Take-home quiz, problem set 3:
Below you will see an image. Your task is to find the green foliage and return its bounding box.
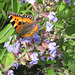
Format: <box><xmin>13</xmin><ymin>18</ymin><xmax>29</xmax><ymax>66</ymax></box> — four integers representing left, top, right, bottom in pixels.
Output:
<box><xmin>2</xmin><ymin>10</ymin><xmax>7</xmax><ymax>21</ymax></box>
<box><xmin>0</xmin><ymin>24</ymin><xmax>14</xmax><ymax>43</ymax></box>
<box><xmin>47</xmin><ymin>69</ymin><xmax>56</xmax><ymax>75</ymax></box>
<box><xmin>0</xmin><ymin>0</ymin><xmax>75</xmax><ymax>75</ymax></box>
<box><xmin>68</xmin><ymin>61</ymin><xmax>75</xmax><ymax>75</ymax></box>
<box><xmin>11</xmin><ymin>0</ymin><xmax>17</xmax><ymax>13</ymax></box>
<box><xmin>58</xmin><ymin>2</ymin><xmax>65</xmax><ymax>11</ymax></box>
<box><xmin>0</xmin><ymin>48</ymin><xmax>7</xmax><ymax>61</ymax></box>
<box><xmin>66</xmin><ymin>24</ymin><xmax>75</xmax><ymax>35</ymax></box>
<box><xmin>2</xmin><ymin>52</ymin><xmax>14</xmax><ymax>67</ymax></box>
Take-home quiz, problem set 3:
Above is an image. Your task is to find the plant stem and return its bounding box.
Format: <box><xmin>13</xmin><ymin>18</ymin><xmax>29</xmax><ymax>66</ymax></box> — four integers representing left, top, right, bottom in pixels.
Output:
<box><xmin>24</xmin><ymin>5</ymin><xmax>32</xmax><ymax>14</ymax></box>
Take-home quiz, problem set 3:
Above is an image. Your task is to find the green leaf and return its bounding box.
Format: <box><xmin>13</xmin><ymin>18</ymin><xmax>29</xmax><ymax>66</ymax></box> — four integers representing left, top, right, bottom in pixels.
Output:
<box><xmin>17</xmin><ymin>1</ymin><xmax>22</xmax><ymax>13</ymax></box>
<box><xmin>47</xmin><ymin>59</ymin><xmax>56</xmax><ymax>64</ymax></box>
<box><xmin>59</xmin><ymin>2</ymin><xmax>65</xmax><ymax>11</ymax></box>
<box><xmin>0</xmin><ymin>43</ymin><xmax>4</xmax><ymax>48</ymax></box>
<box><xmin>68</xmin><ymin>61</ymin><xmax>75</xmax><ymax>75</ymax></box>
<box><xmin>71</xmin><ymin>34</ymin><xmax>75</xmax><ymax>37</ymax></box>
<box><xmin>68</xmin><ymin>18</ymin><xmax>75</xmax><ymax>24</ymax></box>
<box><xmin>0</xmin><ymin>48</ymin><xmax>7</xmax><ymax>61</ymax></box>
<box><xmin>0</xmin><ymin>14</ymin><xmax>2</xmax><ymax>19</ymax></box>
<box><xmin>2</xmin><ymin>52</ymin><xmax>14</xmax><ymax>67</ymax></box>
<box><xmin>0</xmin><ymin>0</ymin><xmax>7</xmax><ymax>3</ymax></box>
<box><xmin>2</xmin><ymin>10</ymin><xmax>7</xmax><ymax>20</ymax></box>
<box><xmin>57</xmin><ymin>11</ymin><xmax>65</xmax><ymax>19</ymax></box>
<box><xmin>5</xmin><ymin>54</ymin><xmax>14</xmax><ymax>67</ymax></box>
<box><xmin>62</xmin><ymin>45</ymin><xmax>66</xmax><ymax>51</ymax></box>
<box><xmin>54</xmin><ymin>23</ymin><xmax>63</xmax><ymax>29</ymax></box>
<box><xmin>71</xmin><ymin>0</ymin><xmax>75</xmax><ymax>7</ymax></box>
<box><xmin>38</xmin><ymin>59</ymin><xmax>46</xmax><ymax>65</ymax></box>
<box><xmin>22</xmin><ymin>5</ymin><xmax>32</xmax><ymax>14</ymax></box>
<box><xmin>68</xmin><ymin>40</ymin><xmax>75</xmax><ymax>46</ymax></box>
<box><xmin>66</xmin><ymin>24</ymin><xmax>75</xmax><ymax>35</ymax></box>
<box><xmin>0</xmin><ymin>2</ymin><xmax>5</xmax><ymax>11</ymax></box>
<box><xmin>0</xmin><ymin>24</ymin><xmax>14</xmax><ymax>43</ymax></box>
<box><xmin>11</xmin><ymin>0</ymin><xmax>17</xmax><ymax>13</ymax></box>
<box><xmin>47</xmin><ymin>69</ymin><xmax>56</xmax><ymax>75</ymax></box>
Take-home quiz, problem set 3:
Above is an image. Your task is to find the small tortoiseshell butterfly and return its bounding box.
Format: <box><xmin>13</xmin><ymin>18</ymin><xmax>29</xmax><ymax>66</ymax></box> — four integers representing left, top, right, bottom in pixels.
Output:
<box><xmin>8</xmin><ymin>12</ymin><xmax>38</xmax><ymax>38</ymax></box>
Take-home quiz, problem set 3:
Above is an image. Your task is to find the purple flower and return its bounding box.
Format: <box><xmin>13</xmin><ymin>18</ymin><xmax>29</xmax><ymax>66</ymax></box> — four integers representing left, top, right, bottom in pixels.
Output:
<box><xmin>14</xmin><ymin>41</ymin><xmax>20</xmax><ymax>50</ymax></box>
<box><xmin>19</xmin><ymin>0</ymin><xmax>23</xmax><ymax>5</ymax></box>
<box><xmin>14</xmin><ymin>35</ymin><xmax>17</xmax><ymax>39</ymax></box>
<box><xmin>33</xmin><ymin>35</ymin><xmax>41</xmax><ymax>44</ymax></box>
<box><xmin>21</xmin><ymin>37</ymin><xmax>32</xmax><ymax>44</ymax></box>
<box><xmin>40</xmin><ymin>56</ymin><xmax>45</xmax><ymax>61</ymax></box>
<box><xmin>13</xmin><ymin>41</ymin><xmax>20</xmax><ymax>53</ymax></box>
<box><xmin>3</xmin><ymin>41</ymin><xmax>10</xmax><ymax>47</ymax></box>
<box><xmin>30</xmin><ymin>52</ymin><xmax>39</xmax><ymax>65</ymax></box>
<box><xmin>50</xmin><ymin>12</ymin><xmax>56</xmax><ymax>15</ymax></box>
<box><xmin>45</xmin><ymin>40</ymin><xmax>50</xmax><ymax>43</ymax></box>
<box><xmin>65</xmin><ymin>0</ymin><xmax>71</xmax><ymax>5</ymax></box>
<box><xmin>52</xmin><ymin>17</ymin><xmax>58</xmax><ymax>23</ymax></box>
<box><xmin>4</xmin><ymin>35</ymin><xmax>20</xmax><ymax>53</ymax></box>
<box><xmin>7</xmin><ymin>45</ymin><xmax>15</xmax><ymax>52</ymax></box>
<box><xmin>7</xmin><ymin>40</ymin><xmax>20</xmax><ymax>53</ymax></box>
<box><xmin>47</xmin><ymin>49</ymin><xmax>57</xmax><ymax>60</ymax></box>
<box><xmin>55</xmin><ymin>0</ymin><xmax>59</xmax><ymax>2</ymax></box>
<box><xmin>74</xmin><ymin>2</ymin><xmax>75</xmax><ymax>5</ymax></box>
<box><xmin>9</xmin><ymin>36</ymin><xmax>13</xmax><ymax>41</ymax></box>
<box><xmin>47</xmin><ymin>12</ymin><xmax>58</xmax><ymax>22</ymax></box>
<box><xmin>3</xmin><ymin>36</ymin><xmax>13</xmax><ymax>47</ymax></box>
<box><xmin>14</xmin><ymin>41</ymin><xmax>19</xmax><ymax>47</ymax></box>
<box><xmin>30</xmin><ymin>60</ymin><xmax>38</xmax><ymax>65</ymax></box>
<box><xmin>47</xmin><ymin>56</ymin><xmax>50</xmax><ymax>61</ymax></box>
<box><xmin>7</xmin><ymin>70</ymin><xmax>14</xmax><ymax>75</ymax></box>
<box><xmin>25</xmin><ymin>0</ymin><xmax>36</xmax><ymax>5</ymax></box>
<box><xmin>46</xmin><ymin>22</ymin><xmax>54</xmax><ymax>32</ymax></box>
<box><xmin>48</xmin><ymin>42</ymin><xmax>57</xmax><ymax>51</ymax></box>
<box><xmin>30</xmin><ymin>52</ymin><xmax>38</xmax><ymax>60</ymax></box>
<box><xmin>21</xmin><ymin>35</ymin><xmax>41</xmax><ymax>44</ymax></box>
<box><xmin>57</xmin><ymin>54</ymin><xmax>62</xmax><ymax>59</ymax></box>
<box><xmin>50</xmin><ymin>49</ymin><xmax>56</xmax><ymax>59</ymax></box>
<box><xmin>12</xmin><ymin>62</ymin><xmax>19</xmax><ymax>69</ymax></box>
<box><xmin>20</xmin><ymin>2</ymin><xmax>23</xmax><ymax>5</ymax></box>
<box><xmin>39</xmin><ymin>52</ymin><xmax>44</xmax><ymax>55</ymax></box>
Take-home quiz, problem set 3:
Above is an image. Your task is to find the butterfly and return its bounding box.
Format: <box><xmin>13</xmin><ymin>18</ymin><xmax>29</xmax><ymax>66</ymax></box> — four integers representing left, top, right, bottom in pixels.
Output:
<box><xmin>8</xmin><ymin>12</ymin><xmax>38</xmax><ymax>38</ymax></box>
